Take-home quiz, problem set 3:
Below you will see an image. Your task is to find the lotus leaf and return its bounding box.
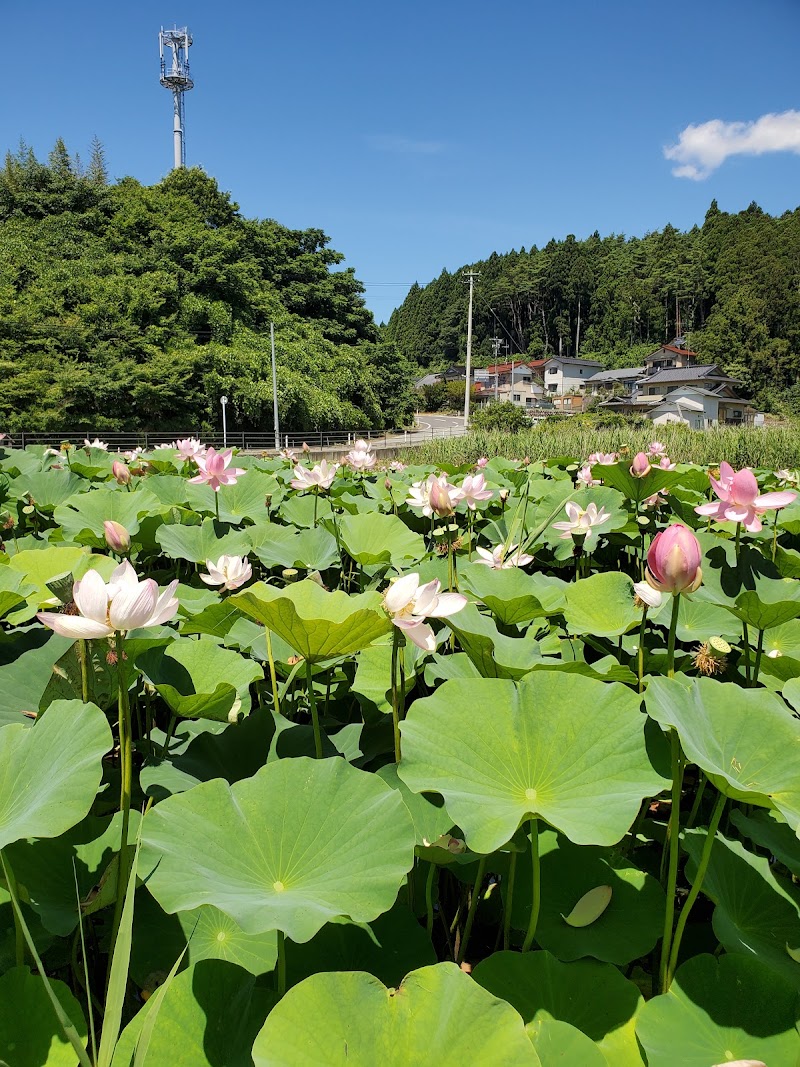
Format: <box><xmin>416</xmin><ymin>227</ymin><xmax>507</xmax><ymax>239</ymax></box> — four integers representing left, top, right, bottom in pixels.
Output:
<box><xmin>0</xmin><ymin>966</ymin><xmax>87</xmax><ymax>1067</ymax></box>
<box><xmin>140</xmin><ymin>756</ymin><xmax>415</xmax><ymax>940</ymax></box>
<box><xmin>231</xmin><ymin>580</ymin><xmax>392</xmax><ymax>661</ymax></box>
<box><xmin>252</xmin><ymin>962</ymin><xmax>541</xmax><ymax>1066</ymax></box>
<box><xmin>399</xmin><ymin>674</ymin><xmax>665</xmax><ymax>852</ymax></box>
<box><xmin>635</xmin><ymin>953</ymin><xmax>800</xmax><ymax>1067</ymax></box>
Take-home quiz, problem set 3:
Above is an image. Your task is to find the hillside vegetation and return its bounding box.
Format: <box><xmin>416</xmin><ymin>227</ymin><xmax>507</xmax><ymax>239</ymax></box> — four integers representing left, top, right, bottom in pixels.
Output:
<box><xmin>386</xmin><ymin>201</ymin><xmax>800</xmax><ymax>412</ymax></box>
<box><xmin>0</xmin><ymin>140</ymin><xmax>416</xmax><ymax>433</ymax></box>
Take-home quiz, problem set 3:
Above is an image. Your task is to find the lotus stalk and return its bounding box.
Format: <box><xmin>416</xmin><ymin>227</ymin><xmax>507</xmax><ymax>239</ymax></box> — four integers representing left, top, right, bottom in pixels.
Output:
<box><xmin>521</xmin><ymin>817</ymin><xmax>541</xmax><ymax>952</ymax></box>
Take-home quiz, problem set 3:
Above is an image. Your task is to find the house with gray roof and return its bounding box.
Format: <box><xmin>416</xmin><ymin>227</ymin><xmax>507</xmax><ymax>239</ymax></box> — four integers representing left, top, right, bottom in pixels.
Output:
<box><xmin>600</xmin><ymin>363</ymin><xmax>754</xmax><ymax>426</ymax></box>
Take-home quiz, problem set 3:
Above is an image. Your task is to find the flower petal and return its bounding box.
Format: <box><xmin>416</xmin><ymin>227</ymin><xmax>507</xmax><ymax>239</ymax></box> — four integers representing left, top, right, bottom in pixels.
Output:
<box><xmin>384</xmin><ymin>573</ymin><xmax>419</xmax><ymax>615</ymax></box>
<box><xmin>73</xmin><ymin>569</ymin><xmax>110</xmax><ymax>625</ymax></box>
<box><xmin>37</xmin><ymin>612</ymin><xmax>113</xmax><ymax>639</ymax></box>
<box><xmin>426</xmin><ymin>592</ymin><xmax>467</xmax><ymax>618</ymax></box>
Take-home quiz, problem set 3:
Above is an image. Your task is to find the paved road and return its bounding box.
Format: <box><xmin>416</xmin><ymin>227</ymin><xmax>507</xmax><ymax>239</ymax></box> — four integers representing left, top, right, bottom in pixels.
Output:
<box><xmin>379</xmin><ymin>413</ymin><xmax>468</xmax><ymax>449</ymax></box>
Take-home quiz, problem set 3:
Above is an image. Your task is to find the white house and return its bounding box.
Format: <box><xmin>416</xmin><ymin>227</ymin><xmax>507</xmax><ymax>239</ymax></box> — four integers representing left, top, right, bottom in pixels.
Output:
<box><xmin>543</xmin><ymin>356</ymin><xmax>603</xmax><ymax>396</ymax></box>
<box><xmin>600</xmin><ymin>364</ymin><xmax>754</xmax><ymax>427</ymax></box>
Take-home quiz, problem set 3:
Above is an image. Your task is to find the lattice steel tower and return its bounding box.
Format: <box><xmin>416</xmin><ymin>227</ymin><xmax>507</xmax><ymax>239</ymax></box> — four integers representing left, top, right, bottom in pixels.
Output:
<box><xmin>159</xmin><ymin>27</ymin><xmax>194</xmax><ymax>169</ymax></box>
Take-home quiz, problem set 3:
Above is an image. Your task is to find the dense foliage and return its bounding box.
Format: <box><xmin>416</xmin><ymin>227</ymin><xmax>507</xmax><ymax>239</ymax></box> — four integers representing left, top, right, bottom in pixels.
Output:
<box><xmin>386</xmin><ymin>201</ymin><xmax>800</xmax><ymax>412</ymax></box>
<box><xmin>3</xmin><ymin>436</ymin><xmax>800</xmax><ymax>1063</ymax></box>
<box><xmin>0</xmin><ymin>140</ymin><xmax>417</xmax><ymax>434</ymax></box>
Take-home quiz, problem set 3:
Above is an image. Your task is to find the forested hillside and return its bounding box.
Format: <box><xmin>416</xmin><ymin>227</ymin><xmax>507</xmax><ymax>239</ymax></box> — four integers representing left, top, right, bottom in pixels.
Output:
<box><xmin>0</xmin><ymin>141</ymin><xmax>416</xmax><ymax>433</ymax></box>
<box><xmin>385</xmin><ymin>202</ymin><xmax>800</xmax><ymax>412</ymax></box>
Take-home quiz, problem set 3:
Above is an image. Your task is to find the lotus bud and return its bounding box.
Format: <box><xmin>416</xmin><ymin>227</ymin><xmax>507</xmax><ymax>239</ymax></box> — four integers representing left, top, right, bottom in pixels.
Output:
<box><xmin>646</xmin><ymin>523</ymin><xmax>702</xmax><ymax>596</ymax></box>
<box><xmin>112</xmin><ymin>460</ymin><xmax>131</xmax><ymax>485</ymax></box>
<box><xmin>429</xmin><ymin>479</ymin><xmax>455</xmax><ymax>518</ymax></box>
<box><xmin>302</xmin><ymin>441</ymin><xmax>310</xmax><ymax>453</ymax></box>
<box><xmin>384</xmin><ymin>478</ymin><xmax>392</xmax><ymax>491</ymax></box>
<box><xmin>499</xmin><ymin>489</ymin><xmax>509</xmax><ymax>502</ymax></box>
<box><xmin>103</xmin><ymin>520</ymin><xmax>131</xmax><ymax>554</ymax></box>
<box><xmin>476</xmin><ymin>457</ymin><xmax>488</xmax><ymax>468</ymax></box>
<box><xmin>522</xmin><ymin>456</ymin><xmax>531</xmax><ymax>466</ymax></box>
<box><xmin>630</xmin><ymin>452</ymin><xmax>651</xmax><ymax>478</ymax></box>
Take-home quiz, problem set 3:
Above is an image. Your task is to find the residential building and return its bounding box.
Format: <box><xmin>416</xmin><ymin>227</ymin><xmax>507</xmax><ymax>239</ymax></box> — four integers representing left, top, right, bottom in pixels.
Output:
<box><xmin>585</xmin><ymin>367</ymin><xmax>645</xmax><ymax>396</ymax></box>
<box><xmin>542</xmin><ymin>356</ymin><xmax>603</xmax><ymax>396</ymax></box>
<box><xmin>643</xmin><ymin>342</ymin><xmax>699</xmax><ymax>374</ymax></box>
<box><xmin>601</xmin><ymin>364</ymin><xmax>754</xmax><ymax>427</ymax></box>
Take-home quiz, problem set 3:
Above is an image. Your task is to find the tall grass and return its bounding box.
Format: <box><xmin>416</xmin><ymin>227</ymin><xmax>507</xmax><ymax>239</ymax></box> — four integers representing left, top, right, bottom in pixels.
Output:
<box><xmin>402</xmin><ymin>423</ymin><xmax>800</xmax><ymax>469</ymax></box>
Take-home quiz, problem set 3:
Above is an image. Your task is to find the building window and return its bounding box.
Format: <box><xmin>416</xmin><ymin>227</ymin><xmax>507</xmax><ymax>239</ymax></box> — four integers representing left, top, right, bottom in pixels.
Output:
<box><xmin>548</xmin><ymin>367</ymin><xmax>558</xmax><ymax>374</ymax></box>
<box><xmin>547</xmin><ymin>384</ymin><xmax>557</xmax><ymax>392</ymax></box>
<box><xmin>513</xmin><ymin>394</ymin><xmax>520</xmax><ymax>402</ymax></box>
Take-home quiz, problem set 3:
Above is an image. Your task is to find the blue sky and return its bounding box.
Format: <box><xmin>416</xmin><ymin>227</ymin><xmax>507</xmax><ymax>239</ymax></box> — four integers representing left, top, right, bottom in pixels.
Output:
<box><xmin>2</xmin><ymin>0</ymin><xmax>798</xmax><ymax>322</ymax></box>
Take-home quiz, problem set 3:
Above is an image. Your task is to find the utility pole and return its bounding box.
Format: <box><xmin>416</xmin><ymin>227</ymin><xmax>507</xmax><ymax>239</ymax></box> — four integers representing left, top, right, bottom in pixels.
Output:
<box><xmin>490</xmin><ymin>337</ymin><xmax>503</xmax><ymax>402</ymax></box>
<box><xmin>462</xmin><ymin>270</ymin><xmax>480</xmax><ymax>428</ymax></box>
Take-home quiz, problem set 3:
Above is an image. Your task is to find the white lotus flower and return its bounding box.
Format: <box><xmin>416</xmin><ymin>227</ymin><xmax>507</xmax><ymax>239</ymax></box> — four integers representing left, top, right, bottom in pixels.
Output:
<box><xmin>383</xmin><ymin>573</ymin><xmax>467</xmax><ymax>651</ymax></box>
<box><xmin>174</xmin><ymin>437</ymin><xmax>206</xmax><ymax>461</ymax></box>
<box><xmin>406</xmin><ymin>473</ymin><xmax>463</xmax><ymax>518</ymax></box>
<box><xmin>552</xmin><ymin>501</ymin><xmax>611</xmax><ymax>540</ymax></box>
<box><xmin>290</xmin><ymin>460</ymin><xmax>338</xmax><ymax>491</ymax></box>
<box><xmin>37</xmin><ymin>560</ymin><xmax>179</xmax><ymax>639</ymax></box>
<box><xmin>84</xmin><ymin>438</ymin><xmax>108</xmax><ymax>451</ymax></box>
<box><xmin>474</xmin><ymin>543</ymin><xmax>534</xmax><ymax>569</ymax></box>
<box><xmin>633</xmin><ymin>580</ymin><xmax>663</xmax><ymax>609</ymax></box>
<box><xmin>200</xmin><ymin>555</ymin><xmax>253</xmax><ymax>591</ymax></box>
<box><xmin>344</xmin><ymin>447</ymin><xmax>377</xmax><ymax>472</ymax></box>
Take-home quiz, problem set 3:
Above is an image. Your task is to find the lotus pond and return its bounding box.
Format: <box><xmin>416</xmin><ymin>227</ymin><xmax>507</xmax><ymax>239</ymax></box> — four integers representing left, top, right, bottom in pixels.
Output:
<box><xmin>3</xmin><ymin>439</ymin><xmax>800</xmax><ymax>1066</ymax></box>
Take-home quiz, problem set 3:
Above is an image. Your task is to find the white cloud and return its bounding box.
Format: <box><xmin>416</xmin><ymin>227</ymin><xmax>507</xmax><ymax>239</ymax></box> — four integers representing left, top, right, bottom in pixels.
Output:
<box><xmin>664</xmin><ymin>109</ymin><xmax>800</xmax><ymax>180</ymax></box>
<box><xmin>368</xmin><ymin>135</ymin><xmax>444</xmax><ymax>155</ymax></box>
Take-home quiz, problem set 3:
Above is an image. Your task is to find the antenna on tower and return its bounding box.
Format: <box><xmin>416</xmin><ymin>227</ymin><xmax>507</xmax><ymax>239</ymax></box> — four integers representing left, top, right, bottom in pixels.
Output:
<box><xmin>159</xmin><ymin>27</ymin><xmax>194</xmax><ymax>170</ymax></box>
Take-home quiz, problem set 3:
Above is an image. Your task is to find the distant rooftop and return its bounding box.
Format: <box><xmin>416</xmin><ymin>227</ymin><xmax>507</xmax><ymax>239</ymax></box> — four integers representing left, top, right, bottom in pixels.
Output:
<box><xmin>587</xmin><ymin>367</ymin><xmax>645</xmax><ymax>382</ymax></box>
<box><xmin>646</xmin><ymin>342</ymin><xmax>699</xmax><ymax>359</ymax></box>
<box><xmin>544</xmin><ymin>356</ymin><xmax>603</xmax><ymax>367</ymax></box>
<box><xmin>644</xmin><ymin>364</ymin><xmax>732</xmax><ymax>384</ymax></box>
<box><xmin>485</xmin><ymin>360</ymin><xmax>535</xmax><ymax>374</ymax></box>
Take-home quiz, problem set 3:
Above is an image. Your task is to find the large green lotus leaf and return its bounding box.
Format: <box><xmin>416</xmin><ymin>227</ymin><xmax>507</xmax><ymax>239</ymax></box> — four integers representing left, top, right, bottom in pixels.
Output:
<box><xmin>111</xmin><ymin>959</ymin><xmax>274</xmax><ymax>1067</ymax></box>
<box><xmin>763</xmin><ymin>619</ymin><xmax>800</xmax><ymax>659</ymax></box>
<box><xmin>376</xmin><ymin>764</ymin><xmax>453</xmax><ymax>847</ymax></box>
<box><xmin>731</xmin><ymin>580</ymin><xmax>800</xmax><ymax>630</ymax></box>
<box><xmin>527</xmin><ymin>1018</ymin><xmax>606</xmax><ymax>1067</ymax></box>
<box><xmin>0</xmin><ymin>629</ymin><xmax>74</xmax><ymax>727</ymax></box>
<box><xmin>0</xmin><ymin>699</ymin><xmax>111</xmax><ymax>850</ymax></box>
<box><xmin>399</xmin><ymin>674</ymin><xmax>665</xmax><ymax>852</ymax></box>
<box><xmin>731</xmin><ymin>808</ymin><xmax>800</xmax><ymax>877</ymax></box>
<box><xmin>138</xmin><ymin>636</ymin><xmax>261</xmax><ymax>722</ymax></box>
<box><xmin>459</xmin><ymin>563</ymin><xmax>568</xmax><ymax>625</ymax></box>
<box><xmin>0</xmin><ymin>565</ymin><xmax>36</xmax><ymax>621</ymax></box>
<box><xmin>338</xmin><ymin>511</ymin><xmax>426</xmax><ymax>566</ymax></box>
<box><xmin>351</xmin><ymin>641</ymin><xmax>422</xmax><ymax>717</ymax></box>
<box><xmin>252</xmin><ymin>963</ymin><xmax>541</xmax><ymax>1067</ymax></box>
<box><xmin>131</xmin><ymin>890</ymin><xmax>277</xmax><ymax>983</ymax></box>
<box><xmin>0</xmin><ymin>447</ymin><xmax>46</xmax><ymax>479</ymax></box>
<box><xmin>156</xmin><ymin>518</ymin><xmax>252</xmax><ymax>563</ymax></box>
<box><xmin>473</xmin><ymin>950</ymin><xmax>645</xmax><ymax>1066</ymax></box>
<box><xmin>286</xmin><ymin>903</ymin><xmax>436</xmax><ymax>990</ymax></box>
<box><xmin>635</xmin><ymin>953</ymin><xmax>800</xmax><ymax>1067</ymax></box>
<box><xmin>252</xmin><ymin>523</ymin><xmax>339</xmax><ymax>571</ymax></box>
<box><xmin>39</xmin><ymin>637</ymin><xmax>118</xmax><ymax>713</ymax></box>
<box><xmin>683</xmin><ymin>829</ymin><xmax>800</xmax><ymax>989</ymax></box>
<box><xmin>563</xmin><ymin>572</ymin><xmax>640</xmax><ymax>638</ymax></box>
<box><xmin>6</xmin><ymin>811</ymin><xmax>138</xmax><ymax>935</ymax></box>
<box><xmin>144</xmin><ymin>474</ymin><xmax>193</xmax><ymax>508</ymax></box>
<box><xmin>216</xmin><ymin>470</ymin><xmax>276</xmax><ymax>523</ymax></box>
<box><xmin>7</xmin><ymin>546</ymin><xmax>90</xmax><ymax>606</ymax></box>
<box><xmin>140</xmin><ymin>756</ymin><xmax>415</xmax><ymax>941</ymax></box>
<box><xmin>592</xmin><ymin>461</ymin><xmax>680</xmax><ymax>503</ymax></box>
<box><xmin>53</xmin><ymin>486</ymin><xmax>162</xmax><ymax>545</ymax></box>
<box><xmin>0</xmin><ymin>967</ymin><xmax>88</xmax><ymax>1067</ymax></box>
<box><xmin>277</xmin><ymin>493</ymin><xmax>333</xmax><ymax>528</ymax></box>
<box><xmin>447</xmin><ymin>604</ymin><xmax>554</xmax><ymax>680</ymax></box>
<box><xmin>139</xmin><ymin>710</ymin><xmax>275</xmax><ymax>800</ymax></box>
<box><xmin>175</xmin><ymin>582</ymin><xmax>224</xmax><ymax>616</ymax></box>
<box><xmin>697</xmin><ymin>539</ymin><xmax>800</xmax><ymax>628</ymax></box>
<box><xmin>673</xmin><ymin>597</ymin><xmax>741</xmax><ymax>642</ymax></box>
<box><xmin>231</xmin><ymin>580</ymin><xmax>392</xmax><ymax>661</ymax></box>
<box><xmin>645</xmin><ymin>675</ymin><xmax>800</xmax><ymax>826</ymax></box>
<box><xmin>509</xmin><ymin>830</ymin><xmax>665</xmax><ymax>965</ymax></box>
<box><xmin>8</xmin><ymin>468</ymin><xmax>86</xmax><ymax>512</ymax></box>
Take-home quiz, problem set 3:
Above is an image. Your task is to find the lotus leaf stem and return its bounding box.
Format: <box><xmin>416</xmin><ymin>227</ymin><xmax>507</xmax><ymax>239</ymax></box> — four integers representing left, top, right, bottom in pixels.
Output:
<box><xmin>265</xmin><ymin>628</ymin><xmax>281</xmax><ymax>716</ymax></box>
<box><xmin>390</xmin><ymin>627</ymin><xmax>403</xmax><ymax>763</ymax></box>
<box><xmin>752</xmin><ymin>628</ymin><xmax>765</xmax><ymax>687</ymax></box>
<box><xmin>305</xmin><ymin>658</ymin><xmax>323</xmax><ymax>759</ymax></box>
<box><xmin>456</xmin><ymin>855</ymin><xmax>487</xmax><ymax>966</ymax></box>
<box><xmin>742</xmin><ymin>622</ymin><xmax>752</xmax><ymax>683</ymax></box>
<box><xmin>276</xmin><ymin>930</ymin><xmax>286</xmax><ymax>997</ymax></box>
<box><xmin>503</xmin><ymin>850</ymin><xmax>517</xmax><ymax>950</ymax></box>
<box><xmin>660</xmin><ymin>728</ymin><xmax>684</xmax><ymax>992</ymax></box>
<box><xmin>2</xmin><ymin>852</ymin><xmax>25</xmax><ymax>966</ymax></box>
<box><xmin>637</xmin><ymin>608</ymin><xmax>648</xmax><ymax>692</ymax></box>
<box><xmin>665</xmin><ymin>790</ymin><xmax>727</xmax><ymax>988</ymax></box>
<box><xmin>666</xmin><ymin>594</ymin><xmax>681</xmax><ymax>678</ymax></box>
<box><xmin>686</xmin><ymin>773</ymin><xmax>707</xmax><ymax>830</ymax></box>
<box><xmin>521</xmin><ymin>818</ymin><xmax>540</xmax><ymax>952</ymax></box>
<box><xmin>78</xmin><ymin>638</ymin><xmax>91</xmax><ymax>703</ymax></box>
<box><xmin>109</xmin><ymin>631</ymin><xmax>133</xmax><ymax>961</ymax></box>
<box><xmin>425</xmin><ymin>862</ymin><xmax>437</xmax><ymax>937</ymax></box>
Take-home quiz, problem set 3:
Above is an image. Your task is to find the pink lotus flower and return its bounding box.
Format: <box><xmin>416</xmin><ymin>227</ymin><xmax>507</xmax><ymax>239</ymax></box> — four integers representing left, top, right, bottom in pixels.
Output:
<box><xmin>587</xmin><ymin>452</ymin><xmax>618</xmax><ymax>465</ymax></box>
<box><xmin>647</xmin><ymin>441</ymin><xmax>666</xmax><ymax>457</ymax></box>
<box><xmin>458</xmin><ymin>472</ymin><xmax>494</xmax><ymax>510</ymax></box>
<box><xmin>576</xmin><ymin>464</ymin><xmax>600</xmax><ymax>489</ymax></box>
<box><xmin>406</xmin><ymin>474</ymin><xmax>463</xmax><ymax>518</ymax></box>
<box><xmin>279</xmin><ymin>447</ymin><xmax>298</xmax><ymax>462</ymax></box>
<box><xmin>695</xmin><ymin>462</ymin><xmax>797</xmax><ymax>533</ymax></box>
<box><xmin>175</xmin><ymin>438</ymin><xmax>206</xmax><ymax>461</ymax></box>
<box><xmin>112</xmin><ymin>461</ymin><xmax>130</xmax><ymax>485</ymax></box>
<box><xmin>476</xmin><ymin>457</ymin><xmax>489</xmax><ymax>469</ymax></box>
<box><xmin>389</xmin><ymin>460</ymin><xmax>406</xmax><ymax>472</ymax></box>
<box><xmin>290</xmin><ymin>460</ymin><xmax>338</xmax><ymax>491</ymax></box>
<box><xmin>189</xmin><ymin>447</ymin><xmax>246</xmax><ymax>493</ymax></box>
<box><xmin>343</xmin><ymin>447</ymin><xmax>377</xmax><ymax>472</ymax></box>
<box><xmin>645</xmin><ymin>524</ymin><xmax>702</xmax><ymax>595</ymax></box>
<box><xmin>655</xmin><ymin>456</ymin><xmax>676</xmax><ymax>470</ymax></box>
<box><xmin>201</xmin><ymin>555</ymin><xmax>252</xmax><ymax>591</ymax></box>
<box><xmin>630</xmin><ymin>452</ymin><xmax>651</xmax><ymax>478</ymax></box>
<box><xmin>37</xmin><ymin>561</ymin><xmax>178</xmax><ymax>639</ymax></box>
<box><xmin>552</xmin><ymin>501</ymin><xmax>611</xmax><ymax>541</ymax></box>
<box><xmin>383</xmin><ymin>573</ymin><xmax>466</xmax><ymax>651</ymax></box>
<box><xmin>474</xmin><ymin>542</ymin><xmax>534</xmax><ymax>569</ymax></box>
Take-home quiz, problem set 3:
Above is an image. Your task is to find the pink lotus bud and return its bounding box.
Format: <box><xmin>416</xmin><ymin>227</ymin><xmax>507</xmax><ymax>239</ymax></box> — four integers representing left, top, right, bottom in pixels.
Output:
<box><xmin>646</xmin><ymin>523</ymin><xmax>702</xmax><ymax>595</ymax></box>
<box><xmin>302</xmin><ymin>441</ymin><xmax>310</xmax><ymax>453</ymax></box>
<box><xmin>630</xmin><ymin>452</ymin><xmax>651</xmax><ymax>478</ymax></box>
<box><xmin>112</xmin><ymin>461</ymin><xmax>131</xmax><ymax>485</ymax></box>
<box><xmin>103</xmin><ymin>520</ymin><xmax>131</xmax><ymax>554</ymax></box>
<box><xmin>476</xmin><ymin>457</ymin><xmax>489</xmax><ymax>469</ymax></box>
<box><xmin>429</xmin><ymin>479</ymin><xmax>455</xmax><ymax>518</ymax></box>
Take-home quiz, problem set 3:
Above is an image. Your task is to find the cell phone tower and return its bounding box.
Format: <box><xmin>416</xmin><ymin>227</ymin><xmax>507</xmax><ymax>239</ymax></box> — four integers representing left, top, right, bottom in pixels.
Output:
<box><xmin>159</xmin><ymin>27</ymin><xmax>194</xmax><ymax>169</ymax></box>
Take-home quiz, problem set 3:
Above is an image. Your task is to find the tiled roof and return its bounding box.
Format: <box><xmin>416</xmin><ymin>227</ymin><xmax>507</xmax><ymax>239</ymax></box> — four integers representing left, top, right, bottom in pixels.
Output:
<box><xmin>587</xmin><ymin>367</ymin><xmax>646</xmax><ymax>381</ymax></box>
<box><xmin>644</xmin><ymin>364</ymin><xmax>729</xmax><ymax>384</ymax></box>
<box><xmin>485</xmin><ymin>361</ymin><xmax>535</xmax><ymax>374</ymax></box>
<box><xmin>646</xmin><ymin>343</ymin><xmax>699</xmax><ymax>359</ymax></box>
<box><xmin>544</xmin><ymin>356</ymin><xmax>604</xmax><ymax>368</ymax></box>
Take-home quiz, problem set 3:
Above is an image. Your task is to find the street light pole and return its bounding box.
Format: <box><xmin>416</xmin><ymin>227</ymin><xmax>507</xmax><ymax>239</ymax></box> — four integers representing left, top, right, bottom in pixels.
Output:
<box><xmin>220</xmin><ymin>395</ymin><xmax>228</xmax><ymax>448</ymax></box>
